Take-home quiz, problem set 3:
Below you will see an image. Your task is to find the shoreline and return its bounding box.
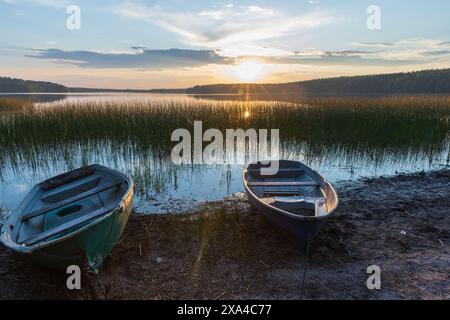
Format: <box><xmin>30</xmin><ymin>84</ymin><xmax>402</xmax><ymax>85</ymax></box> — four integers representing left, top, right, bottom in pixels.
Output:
<box><xmin>0</xmin><ymin>169</ymin><xmax>449</xmax><ymax>299</ymax></box>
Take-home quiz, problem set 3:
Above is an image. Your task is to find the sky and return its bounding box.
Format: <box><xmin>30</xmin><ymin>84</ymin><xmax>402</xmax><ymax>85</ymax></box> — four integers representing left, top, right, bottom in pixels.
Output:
<box><xmin>1</xmin><ymin>0</ymin><xmax>450</xmax><ymax>89</ymax></box>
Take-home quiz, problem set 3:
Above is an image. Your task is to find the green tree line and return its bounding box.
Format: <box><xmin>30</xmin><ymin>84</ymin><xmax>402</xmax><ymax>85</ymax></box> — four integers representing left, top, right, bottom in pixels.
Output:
<box><xmin>187</xmin><ymin>69</ymin><xmax>450</xmax><ymax>95</ymax></box>
<box><xmin>0</xmin><ymin>77</ymin><xmax>68</xmax><ymax>93</ymax></box>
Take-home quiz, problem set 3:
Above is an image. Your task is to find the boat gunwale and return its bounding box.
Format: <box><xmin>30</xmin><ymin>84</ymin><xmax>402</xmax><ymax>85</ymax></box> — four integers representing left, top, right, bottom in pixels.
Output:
<box><xmin>0</xmin><ymin>164</ymin><xmax>134</xmax><ymax>253</ymax></box>
<box><xmin>243</xmin><ymin>161</ymin><xmax>339</xmax><ymax>221</ymax></box>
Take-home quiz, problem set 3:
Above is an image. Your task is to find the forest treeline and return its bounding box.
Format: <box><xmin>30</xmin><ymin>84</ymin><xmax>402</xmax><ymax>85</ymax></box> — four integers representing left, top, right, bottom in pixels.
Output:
<box><xmin>1</xmin><ymin>69</ymin><xmax>450</xmax><ymax>95</ymax></box>
<box><xmin>0</xmin><ymin>77</ymin><xmax>68</xmax><ymax>93</ymax></box>
<box><xmin>186</xmin><ymin>69</ymin><xmax>450</xmax><ymax>95</ymax></box>
<box><xmin>0</xmin><ymin>77</ymin><xmax>185</xmax><ymax>93</ymax></box>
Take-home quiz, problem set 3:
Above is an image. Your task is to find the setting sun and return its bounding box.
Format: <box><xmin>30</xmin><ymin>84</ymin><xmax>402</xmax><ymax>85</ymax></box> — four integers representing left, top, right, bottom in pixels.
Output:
<box><xmin>233</xmin><ymin>61</ymin><xmax>266</xmax><ymax>81</ymax></box>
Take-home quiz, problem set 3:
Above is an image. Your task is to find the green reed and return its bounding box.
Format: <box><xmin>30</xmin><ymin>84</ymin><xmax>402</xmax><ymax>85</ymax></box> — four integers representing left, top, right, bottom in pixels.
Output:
<box><xmin>0</xmin><ymin>98</ymin><xmax>34</xmax><ymax>113</ymax></box>
<box><xmin>0</xmin><ymin>96</ymin><xmax>449</xmax><ymax>194</ymax></box>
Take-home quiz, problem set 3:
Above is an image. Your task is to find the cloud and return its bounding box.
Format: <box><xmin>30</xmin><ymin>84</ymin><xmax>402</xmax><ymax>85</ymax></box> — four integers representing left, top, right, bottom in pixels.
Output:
<box><xmin>25</xmin><ymin>36</ymin><xmax>450</xmax><ymax>70</ymax></box>
<box><xmin>27</xmin><ymin>47</ymin><xmax>236</xmax><ymax>69</ymax></box>
<box><xmin>352</xmin><ymin>42</ymin><xmax>394</xmax><ymax>48</ymax></box>
<box><xmin>421</xmin><ymin>50</ymin><xmax>450</xmax><ymax>56</ymax></box>
<box><xmin>31</xmin><ymin>0</ymin><xmax>67</xmax><ymax>8</ymax></box>
<box><xmin>114</xmin><ymin>1</ymin><xmax>337</xmax><ymax>50</ymax></box>
<box><xmin>353</xmin><ymin>39</ymin><xmax>450</xmax><ymax>50</ymax></box>
<box><xmin>261</xmin><ymin>52</ymin><xmax>422</xmax><ymax>67</ymax></box>
<box><xmin>2</xmin><ymin>0</ymin><xmax>68</xmax><ymax>8</ymax></box>
<box><xmin>324</xmin><ymin>50</ymin><xmax>376</xmax><ymax>57</ymax></box>
<box><xmin>261</xmin><ymin>39</ymin><xmax>450</xmax><ymax>66</ymax></box>
<box><xmin>349</xmin><ymin>38</ymin><xmax>450</xmax><ymax>62</ymax></box>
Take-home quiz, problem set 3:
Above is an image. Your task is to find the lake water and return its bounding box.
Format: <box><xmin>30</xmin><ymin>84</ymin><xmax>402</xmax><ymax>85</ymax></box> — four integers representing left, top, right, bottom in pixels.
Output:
<box><xmin>1</xmin><ymin>93</ymin><xmax>449</xmax><ymax>213</ymax></box>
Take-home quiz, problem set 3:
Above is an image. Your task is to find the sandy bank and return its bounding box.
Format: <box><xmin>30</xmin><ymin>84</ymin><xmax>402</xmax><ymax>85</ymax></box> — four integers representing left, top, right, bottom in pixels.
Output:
<box><xmin>0</xmin><ymin>170</ymin><xmax>449</xmax><ymax>299</ymax></box>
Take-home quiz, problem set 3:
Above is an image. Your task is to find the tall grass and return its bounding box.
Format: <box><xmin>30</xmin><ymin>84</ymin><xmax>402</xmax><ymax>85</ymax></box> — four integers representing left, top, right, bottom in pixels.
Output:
<box><xmin>0</xmin><ymin>95</ymin><xmax>449</xmax><ymax>193</ymax></box>
<box><xmin>0</xmin><ymin>98</ymin><xmax>34</xmax><ymax>113</ymax></box>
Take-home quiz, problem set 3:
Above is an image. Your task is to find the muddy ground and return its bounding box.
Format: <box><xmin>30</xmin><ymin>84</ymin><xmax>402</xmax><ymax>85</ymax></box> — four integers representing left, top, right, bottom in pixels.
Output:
<box><xmin>1</xmin><ymin>170</ymin><xmax>449</xmax><ymax>300</ymax></box>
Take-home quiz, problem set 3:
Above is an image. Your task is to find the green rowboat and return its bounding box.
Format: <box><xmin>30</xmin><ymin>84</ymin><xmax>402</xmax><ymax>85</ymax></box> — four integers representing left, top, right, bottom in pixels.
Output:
<box><xmin>0</xmin><ymin>164</ymin><xmax>134</xmax><ymax>271</ymax></box>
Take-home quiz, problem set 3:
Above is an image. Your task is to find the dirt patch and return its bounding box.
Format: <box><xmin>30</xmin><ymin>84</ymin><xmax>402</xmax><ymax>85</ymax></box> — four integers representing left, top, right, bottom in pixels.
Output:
<box><xmin>1</xmin><ymin>170</ymin><xmax>449</xmax><ymax>300</ymax></box>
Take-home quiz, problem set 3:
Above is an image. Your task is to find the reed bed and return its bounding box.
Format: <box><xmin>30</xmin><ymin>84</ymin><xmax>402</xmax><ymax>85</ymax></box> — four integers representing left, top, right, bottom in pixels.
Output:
<box><xmin>2</xmin><ymin>95</ymin><xmax>449</xmax><ymax>149</ymax></box>
<box><xmin>0</xmin><ymin>95</ymin><xmax>449</xmax><ymax>193</ymax></box>
<box><xmin>0</xmin><ymin>98</ymin><xmax>34</xmax><ymax>113</ymax></box>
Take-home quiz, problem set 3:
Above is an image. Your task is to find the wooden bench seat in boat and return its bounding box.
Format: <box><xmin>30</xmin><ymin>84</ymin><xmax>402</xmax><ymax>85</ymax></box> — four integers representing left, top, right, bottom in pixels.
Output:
<box><xmin>40</xmin><ymin>169</ymin><xmax>95</xmax><ymax>191</ymax></box>
<box><xmin>19</xmin><ymin>205</ymin><xmax>116</xmax><ymax>246</ymax></box>
<box><xmin>261</xmin><ymin>196</ymin><xmax>327</xmax><ymax>217</ymax></box>
<box><xmin>247</xmin><ymin>181</ymin><xmax>319</xmax><ymax>187</ymax></box>
<box><xmin>247</xmin><ymin>168</ymin><xmax>305</xmax><ymax>178</ymax></box>
<box><xmin>40</xmin><ymin>175</ymin><xmax>101</xmax><ymax>203</ymax></box>
<box><xmin>21</xmin><ymin>181</ymin><xmax>123</xmax><ymax>222</ymax></box>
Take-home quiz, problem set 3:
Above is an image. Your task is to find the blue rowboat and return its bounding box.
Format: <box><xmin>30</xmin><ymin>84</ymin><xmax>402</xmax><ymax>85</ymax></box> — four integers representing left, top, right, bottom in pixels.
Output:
<box><xmin>243</xmin><ymin>160</ymin><xmax>338</xmax><ymax>240</ymax></box>
<box><xmin>1</xmin><ymin>164</ymin><xmax>134</xmax><ymax>271</ymax></box>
